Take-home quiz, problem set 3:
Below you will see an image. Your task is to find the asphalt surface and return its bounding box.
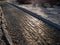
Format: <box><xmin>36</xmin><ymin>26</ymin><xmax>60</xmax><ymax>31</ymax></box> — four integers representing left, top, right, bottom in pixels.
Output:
<box><xmin>1</xmin><ymin>3</ymin><xmax>60</xmax><ymax>45</ymax></box>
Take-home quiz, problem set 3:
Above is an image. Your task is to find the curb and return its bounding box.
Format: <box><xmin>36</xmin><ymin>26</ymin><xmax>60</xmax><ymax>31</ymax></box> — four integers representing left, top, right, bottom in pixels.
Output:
<box><xmin>7</xmin><ymin>2</ymin><xmax>60</xmax><ymax>30</ymax></box>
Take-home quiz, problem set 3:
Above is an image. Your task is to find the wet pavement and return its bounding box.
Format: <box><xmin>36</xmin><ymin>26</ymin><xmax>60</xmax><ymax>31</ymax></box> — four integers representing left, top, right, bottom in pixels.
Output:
<box><xmin>1</xmin><ymin>3</ymin><xmax>60</xmax><ymax>45</ymax></box>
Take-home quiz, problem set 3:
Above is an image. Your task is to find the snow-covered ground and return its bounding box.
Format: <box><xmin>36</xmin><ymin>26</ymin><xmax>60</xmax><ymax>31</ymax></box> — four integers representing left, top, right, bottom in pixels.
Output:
<box><xmin>19</xmin><ymin>5</ymin><xmax>60</xmax><ymax>25</ymax></box>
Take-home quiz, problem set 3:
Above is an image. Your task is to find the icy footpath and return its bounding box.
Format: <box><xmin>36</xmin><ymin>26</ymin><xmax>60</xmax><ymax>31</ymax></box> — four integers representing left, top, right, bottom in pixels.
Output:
<box><xmin>19</xmin><ymin>5</ymin><xmax>60</xmax><ymax>25</ymax></box>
